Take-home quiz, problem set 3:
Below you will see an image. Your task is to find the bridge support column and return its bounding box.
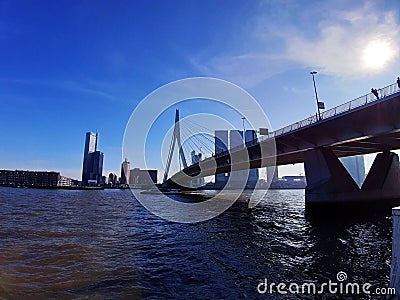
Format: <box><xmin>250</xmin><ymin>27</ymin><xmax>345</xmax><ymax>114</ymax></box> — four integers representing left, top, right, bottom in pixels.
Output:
<box><xmin>305</xmin><ymin>148</ymin><xmax>400</xmax><ymax>215</ymax></box>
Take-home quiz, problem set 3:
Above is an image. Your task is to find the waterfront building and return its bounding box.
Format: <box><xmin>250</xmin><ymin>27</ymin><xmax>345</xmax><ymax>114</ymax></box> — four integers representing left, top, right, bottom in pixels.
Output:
<box><xmin>340</xmin><ymin>155</ymin><xmax>365</xmax><ymax>187</ymax></box>
<box><xmin>120</xmin><ymin>158</ymin><xmax>130</xmax><ymax>185</ymax></box>
<box><xmin>81</xmin><ymin>132</ymin><xmax>104</xmax><ymax>186</ymax></box>
<box><xmin>214</xmin><ymin>130</ymin><xmax>229</xmax><ymax>188</ymax></box>
<box><xmin>82</xmin><ymin>132</ymin><xmax>97</xmax><ymax>185</ymax></box>
<box><xmin>269</xmin><ymin>175</ymin><xmax>307</xmax><ymax>189</ymax></box>
<box><xmin>91</xmin><ymin>150</ymin><xmax>104</xmax><ymax>185</ymax></box>
<box><xmin>108</xmin><ymin>173</ymin><xmax>118</xmax><ymax>187</ymax></box>
<box><xmin>58</xmin><ymin>176</ymin><xmax>79</xmax><ymax>187</ymax></box>
<box><xmin>129</xmin><ymin>168</ymin><xmax>157</xmax><ymax>186</ymax></box>
<box><xmin>0</xmin><ymin>170</ymin><xmax>60</xmax><ymax>187</ymax></box>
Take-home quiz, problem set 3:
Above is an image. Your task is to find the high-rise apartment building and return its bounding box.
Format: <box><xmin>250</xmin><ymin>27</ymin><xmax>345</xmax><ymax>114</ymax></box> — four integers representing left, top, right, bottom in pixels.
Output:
<box><xmin>214</xmin><ymin>130</ymin><xmax>229</xmax><ymax>188</ymax></box>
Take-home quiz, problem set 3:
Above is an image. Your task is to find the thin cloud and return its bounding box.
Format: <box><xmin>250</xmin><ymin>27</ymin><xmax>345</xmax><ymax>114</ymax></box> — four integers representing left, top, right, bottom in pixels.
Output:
<box><xmin>190</xmin><ymin>1</ymin><xmax>400</xmax><ymax>87</ymax></box>
<box><xmin>0</xmin><ymin>78</ymin><xmax>115</xmax><ymax>100</ymax></box>
<box><xmin>280</xmin><ymin>3</ymin><xmax>400</xmax><ymax>77</ymax></box>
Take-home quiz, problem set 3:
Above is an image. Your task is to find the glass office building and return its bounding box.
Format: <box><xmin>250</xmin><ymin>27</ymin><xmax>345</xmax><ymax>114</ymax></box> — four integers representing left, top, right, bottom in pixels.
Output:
<box><xmin>82</xmin><ymin>132</ymin><xmax>104</xmax><ymax>186</ymax></box>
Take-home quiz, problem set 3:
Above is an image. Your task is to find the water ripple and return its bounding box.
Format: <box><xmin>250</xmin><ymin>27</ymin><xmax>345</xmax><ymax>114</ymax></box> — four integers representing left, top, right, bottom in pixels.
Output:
<box><xmin>0</xmin><ymin>187</ymin><xmax>392</xmax><ymax>299</ymax></box>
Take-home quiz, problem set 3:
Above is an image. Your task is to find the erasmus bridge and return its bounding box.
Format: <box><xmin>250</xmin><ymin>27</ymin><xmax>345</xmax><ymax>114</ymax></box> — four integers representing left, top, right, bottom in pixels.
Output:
<box><xmin>163</xmin><ymin>81</ymin><xmax>400</xmax><ymax>210</ymax></box>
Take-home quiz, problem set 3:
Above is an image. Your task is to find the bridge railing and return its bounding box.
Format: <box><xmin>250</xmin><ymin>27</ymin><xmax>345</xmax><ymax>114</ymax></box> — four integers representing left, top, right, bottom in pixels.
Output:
<box><xmin>216</xmin><ymin>82</ymin><xmax>400</xmax><ymax>157</ymax></box>
<box><xmin>256</xmin><ymin>81</ymin><xmax>400</xmax><ymax>143</ymax></box>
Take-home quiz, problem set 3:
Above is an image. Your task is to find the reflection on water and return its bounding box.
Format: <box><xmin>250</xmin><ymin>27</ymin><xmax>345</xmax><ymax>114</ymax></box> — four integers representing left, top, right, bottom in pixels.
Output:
<box><xmin>0</xmin><ymin>187</ymin><xmax>393</xmax><ymax>299</ymax></box>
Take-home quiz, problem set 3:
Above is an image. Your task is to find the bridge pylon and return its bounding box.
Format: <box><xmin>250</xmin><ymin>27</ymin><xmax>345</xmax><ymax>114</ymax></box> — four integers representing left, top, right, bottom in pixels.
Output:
<box><xmin>162</xmin><ymin>109</ymin><xmax>187</xmax><ymax>187</ymax></box>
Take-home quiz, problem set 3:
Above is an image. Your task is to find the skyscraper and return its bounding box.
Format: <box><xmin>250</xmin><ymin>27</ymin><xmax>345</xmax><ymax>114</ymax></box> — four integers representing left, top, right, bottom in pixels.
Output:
<box><xmin>214</xmin><ymin>129</ymin><xmax>259</xmax><ymax>189</ymax></box>
<box><xmin>215</xmin><ymin>130</ymin><xmax>229</xmax><ymax>188</ymax></box>
<box><xmin>229</xmin><ymin>130</ymin><xmax>248</xmax><ymax>188</ymax></box>
<box><xmin>90</xmin><ymin>150</ymin><xmax>104</xmax><ymax>184</ymax></box>
<box><xmin>120</xmin><ymin>158</ymin><xmax>130</xmax><ymax>185</ymax></box>
<box><xmin>82</xmin><ymin>132</ymin><xmax>97</xmax><ymax>185</ymax></box>
<box><xmin>245</xmin><ymin>130</ymin><xmax>259</xmax><ymax>188</ymax></box>
<box><xmin>81</xmin><ymin>132</ymin><xmax>104</xmax><ymax>186</ymax></box>
<box><xmin>215</xmin><ymin>130</ymin><xmax>229</xmax><ymax>154</ymax></box>
<box><xmin>230</xmin><ymin>130</ymin><xmax>243</xmax><ymax>149</ymax></box>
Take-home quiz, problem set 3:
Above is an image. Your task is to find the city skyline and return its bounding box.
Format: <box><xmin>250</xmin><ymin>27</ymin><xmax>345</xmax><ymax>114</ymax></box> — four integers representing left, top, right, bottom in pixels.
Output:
<box><xmin>0</xmin><ymin>0</ymin><xmax>399</xmax><ymax>180</ymax></box>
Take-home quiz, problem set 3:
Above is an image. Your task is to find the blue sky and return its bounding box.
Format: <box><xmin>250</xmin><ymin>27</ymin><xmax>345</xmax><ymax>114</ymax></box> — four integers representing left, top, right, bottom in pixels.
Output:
<box><xmin>1</xmin><ymin>0</ymin><xmax>399</xmax><ymax>181</ymax></box>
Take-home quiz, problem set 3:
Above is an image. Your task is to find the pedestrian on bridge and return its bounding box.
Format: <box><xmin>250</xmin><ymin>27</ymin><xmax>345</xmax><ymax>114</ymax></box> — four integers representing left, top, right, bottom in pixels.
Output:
<box><xmin>397</xmin><ymin>77</ymin><xmax>400</xmax><ymax>89</ymax></box>
<box><xmin>371</xmin><ymin>88</ymin><xmax>379</xmax><ymax>99</ymax></box>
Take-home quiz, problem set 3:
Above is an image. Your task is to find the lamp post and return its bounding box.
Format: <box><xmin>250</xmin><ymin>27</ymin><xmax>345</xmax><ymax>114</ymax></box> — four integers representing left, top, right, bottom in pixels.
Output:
<box><xmin>310</xmin><ymin>71</ymin><xmax>322</xmax><ymax>120</ymax></box>
<box><xmin>242</xmin><ymin>117</ymin><xmax>246</xmax><ymax>144</ymax></box>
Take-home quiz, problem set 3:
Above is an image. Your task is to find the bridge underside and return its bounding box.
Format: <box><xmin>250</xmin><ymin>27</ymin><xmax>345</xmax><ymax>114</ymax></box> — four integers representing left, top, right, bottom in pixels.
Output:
<box><xmin>168</xmin><ymin>92</ymin><xmax>400</xmax><ymax>213</ymax></box>
<box><xmin>304</xmin><ymin>148</ymin><xmax>400</xmax><ymax>215</ymax></box>
<box><xmin>171</xmin><ymin>92</ymin><xmax>400</xmax><ymax>181</ymax></box>
<box><xmin>275</xmin><ymin>129</ymin><xmax>400</xmax><ymax>166</ymax></box>
<box><xmin>270</xmin><ymin>91</ymin><xmax>400</xmax><ymax>165</ymax></box>
<box><xmin>169</xmin><ymin>128</ymin><xmax>400</xmax><ymax>187</ymax></box>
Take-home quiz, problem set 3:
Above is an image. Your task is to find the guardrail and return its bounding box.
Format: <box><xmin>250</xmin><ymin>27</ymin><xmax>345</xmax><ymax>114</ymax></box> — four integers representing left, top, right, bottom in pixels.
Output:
<box><xmin>214</xmin><ymin>81</ymin><xmax>400</xmax><ymax>158</ymax></box>
<box><xmin>259</xmin><ymin>81</ymin><xmax>400</xmax><ymax>142</ymax></box>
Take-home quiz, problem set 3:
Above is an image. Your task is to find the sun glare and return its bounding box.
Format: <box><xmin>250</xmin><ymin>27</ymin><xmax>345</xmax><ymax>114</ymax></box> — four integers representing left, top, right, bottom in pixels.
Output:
<box><xmin>362</xmin><ymin>40</ymin><xmax>395</xmax><ymax>70</ymax></box>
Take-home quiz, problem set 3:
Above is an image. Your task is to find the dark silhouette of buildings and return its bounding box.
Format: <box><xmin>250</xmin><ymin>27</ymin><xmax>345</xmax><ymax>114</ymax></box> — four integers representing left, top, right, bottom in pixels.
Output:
<box><xmin>81</xmin><ymin>132</ymin><xmax>104</xmax><ymax>186</ymax></box>
<box><xmin>129</xmin><ymin>168</ymin><xmax>157</xmax><ymax>186</ymax></box>
<box><xmin>0</xmin><ymin>170</ymin><xmax>60</xmax><ymax>187</ymax></box>
<box><xmin>108</xmin><ymin>173</ymin><xmax>118</xmax><ymax>187</ymax></box>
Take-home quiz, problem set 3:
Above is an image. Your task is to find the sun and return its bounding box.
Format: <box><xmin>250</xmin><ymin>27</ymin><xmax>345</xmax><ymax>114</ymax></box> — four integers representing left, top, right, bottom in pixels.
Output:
<box><xmin>362</xmin><ymin>40</ymin><xmax>395</xmax><ymax>70</ymax></box>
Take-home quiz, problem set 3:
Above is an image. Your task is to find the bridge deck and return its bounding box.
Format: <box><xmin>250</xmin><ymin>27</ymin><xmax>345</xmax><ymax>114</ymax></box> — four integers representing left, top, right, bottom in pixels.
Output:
<box><xmin>171</xmin><ymin>82</ymin><xmax>400</xmax><ymax>182</ymax></box>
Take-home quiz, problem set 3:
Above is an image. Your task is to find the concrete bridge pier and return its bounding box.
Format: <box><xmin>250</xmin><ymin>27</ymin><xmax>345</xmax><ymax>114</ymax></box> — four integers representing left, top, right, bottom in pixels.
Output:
<box><xmin>304</xmin><ymin>147</ymin><xmax>400</xmax><ymax>215</ymax></box>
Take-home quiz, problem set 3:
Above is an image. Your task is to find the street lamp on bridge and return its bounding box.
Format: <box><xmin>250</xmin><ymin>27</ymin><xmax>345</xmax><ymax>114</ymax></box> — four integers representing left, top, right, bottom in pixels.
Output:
<box><xmin>242</xmin><ymin>116</ymin><xmax>246</xmax><ymax>144</ymax></box>
<box><xmin>310</xmin><ymin>71</ymin><xmax>324</xmax><ymax>120</ymax></box>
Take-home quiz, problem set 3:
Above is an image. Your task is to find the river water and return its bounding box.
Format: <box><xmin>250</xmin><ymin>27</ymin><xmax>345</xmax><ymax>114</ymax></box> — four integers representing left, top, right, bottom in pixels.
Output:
<box><xmin>0</xmin><ymin>187</ymin><xmax>393</xmax><ymax>299</ymax></box>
